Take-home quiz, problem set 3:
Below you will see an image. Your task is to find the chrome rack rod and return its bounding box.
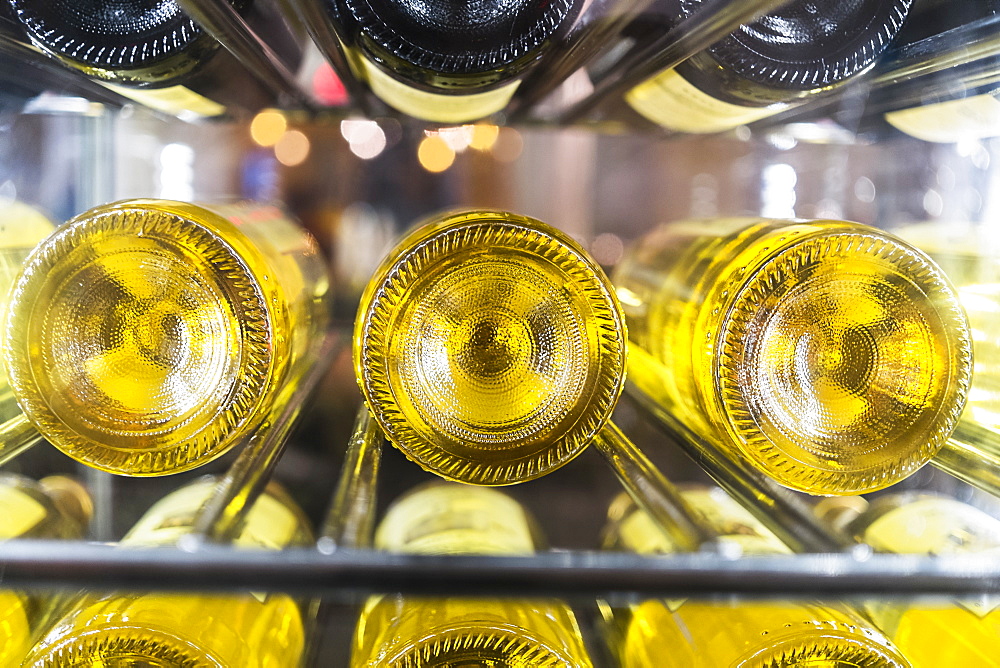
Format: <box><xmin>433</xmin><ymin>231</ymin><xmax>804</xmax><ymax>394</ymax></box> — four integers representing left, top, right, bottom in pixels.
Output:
<box><xmin>506</xmin><ymin>0</ymin><xmax>654</xmax><ymax>121</ymax></box>
<box><xmin>187</xmin><ymin>330</ymin><xmax>342</xmax><ymax>545</ymax></box>
<box><xmin>623</xmin><ymin>383</ymin><xmax>852</xmax><ymax>554</ymax></box>
<box><xmin>558</xmin><ymin>0</ymin><xmax>788</xmax><ymax>124</ymax></box>
<box><xmin>757</xmin><ymin>15</ymin><xmax>1000</xmax><ymax>131</ymax></box>
<box><xmin>594</xmin><ymin>421</ymin><xmax>712</xmax><ymax>552</ymax></box>
<box><xmin>934</xmin><ymin>423</ymin><xmax>1000</xmax><ymax>499</ymax></box>
<box><xmin>0</xmin><ymin>414</ymin><xmax>43</xmax><ymax>469</ymax></box>
<box><xmin>316</xmin><ymin>405</ymin><xmax>383</xmax><ymax>552</ymax></box>
<box><xmin>2</xmin><ymin>540</ymin><xmax>999</xmax><ymax>598</ymax></box>
<box><xmin>0</xmin><ymin>34</ymin><xmax>129</xmax><ymax>108</ymax></box>
<box><xmin>285</xmin><ymin>0</ymin><xmax>375</xmax><ymax>115</ymax></box>
<box><xmin>871</xmin><ymin>14</ymin><xmax>1000</xmax><ymax>89</ymax></box>
<box><xmin>176</xmin><ymin>0</ymin><xmax>316</xmax><ymax>110</ymax></box>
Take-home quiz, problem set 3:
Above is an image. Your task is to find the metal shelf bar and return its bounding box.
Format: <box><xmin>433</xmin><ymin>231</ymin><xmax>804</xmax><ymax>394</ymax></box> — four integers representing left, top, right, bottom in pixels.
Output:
<box><xmin>594</xmin><ymin>421</ymin><xmax>712</xmax><ymax>552</ymax></box>
<box><xmin>2</xmin><ymin>540</ymin><xmax>999</xmax><ymax>598</ymax></box>
<box><xmin>507</xmin><ymin>0</ymin><xmax>653</xmax><ymax>121</ymax></box>
<box><xmin>285</xmin><ymin>0</ymin><xmax>375</xmax><ymax>114</ymax></box>
<box><xmin>623</xmin><ymin>383</ymin><xmax>852</xmax><ymax>554</ymax></box>
<box><xmin>188</xmin><ymin>331</ymin><xmax>342</xmax><ymax>545</ymax></box>
<box><xmin>558</xmin><ymin>0</ymin><xmax>788</xmax><ymax>123</ymax></box>
<box><xmin>176</xmin><ymin>0</ymin><xmax>316</xmax><ymax>109</ymax></box>
<box><xmin>317</xmin><ymin>405</ymin><xmax>383</xmax><ymax>551</ymax></box>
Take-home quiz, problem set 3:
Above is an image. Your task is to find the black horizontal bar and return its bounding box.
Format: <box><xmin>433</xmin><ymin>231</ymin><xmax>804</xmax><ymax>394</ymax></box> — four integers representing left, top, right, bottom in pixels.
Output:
<box><xmin>1</xmin><ymin>540</ymin><xmax>999</xmax><ymax>598</ymax></box>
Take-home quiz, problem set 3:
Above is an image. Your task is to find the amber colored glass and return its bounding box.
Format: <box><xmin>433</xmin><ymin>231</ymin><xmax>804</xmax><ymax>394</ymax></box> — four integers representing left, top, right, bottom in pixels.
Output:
<box><xmin>354</xmin><ymin>210</ymin><xmax>626</xmax><ymax>485</ymax></box>
<box><xmin>351</xmin><ymin>482</ymin><xmax>594</xmax><ymax>667</ymax></box>
<box><xmin>603</xmin><ymin>488</ymin><xmax>911</xmax><ymax>668</ymax></box>
<box><xmin>23</xmin><ymin>477</ymin><xmax>312</xmax><ymax>667</ymax></box>
<box><xmin>613</xmin><ymin>217</ymin><xmax>972</xmax><ymax>495</ymax></box>
<box><xmin>2</xmin><ymin>199</ymin><xmax>329</xmax><ymax>476</ymax></box>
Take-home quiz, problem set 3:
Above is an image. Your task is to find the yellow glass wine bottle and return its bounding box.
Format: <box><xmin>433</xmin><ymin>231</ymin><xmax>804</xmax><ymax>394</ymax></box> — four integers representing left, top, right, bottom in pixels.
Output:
<box><xmin>354</xmin><ymin>210</ymin><xmax>626</xmax><ymax>485</ymax></box>
<box><xmin>602</xmin><ymin>487</ymin><xmax>912</xmax><ymax>667</ymax></box>
<box><xmin>817</xmin><ymin>492</ymin><xmax>1000</xmax><ymax>667</ymax></box>
<box><xmin>351</xmin><ymin>482</ymin><xmax>594</xmax><ymax>667</ymax></box>
<box><xmin>0</xmin><ymin>199</ymin><xmax>54</xmax><ymax>423</ymax></box>
<box><xmin>3</xmin><ymin>199</ymin><xmax>329</xmax><ymax>476</ymax></box>
<box><xmin>23</xmin><ymin>476</ymin><xmax>312</xmax><ymax>667</ymax></box>
<box><xmin>0</xmin><ymin>472</ymin><xmax>92</xmax><ymax>666</ymax></box>
<box><xmin>613</xmin><ymin>217</ymin><xmax>972</xmax><ymax>495</ymax></box>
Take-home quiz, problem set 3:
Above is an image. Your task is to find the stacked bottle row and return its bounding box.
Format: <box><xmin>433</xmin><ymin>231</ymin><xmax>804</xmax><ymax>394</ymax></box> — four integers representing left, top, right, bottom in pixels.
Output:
<box><xmin>2</xmin><ymin>469</ymin><xmax>998</xmax><ymax>666</ymax></box>
<box><xmin>0</xmin><ymin>198</ymin><xmax>989</xmax><ymax>495</ymax></box>
<box><xmin>2</xmin><ymin>0</ymin><xmax>998</xmax><ymax>141</ymax></box>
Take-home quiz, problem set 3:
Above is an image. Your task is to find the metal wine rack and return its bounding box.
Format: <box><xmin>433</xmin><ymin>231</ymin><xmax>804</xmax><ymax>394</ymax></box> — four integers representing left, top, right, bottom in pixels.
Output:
<box><xmin>3</xmin><ymin>0</ymin><xmax>1000</xmax><ymax>664</ymax></box>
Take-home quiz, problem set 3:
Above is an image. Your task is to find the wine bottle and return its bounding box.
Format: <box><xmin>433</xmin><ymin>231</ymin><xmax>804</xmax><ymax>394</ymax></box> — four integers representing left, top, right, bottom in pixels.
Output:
<box><xmin>354</xmin><ymin>210</ymin><xmax>626</xmax><ymax>485</ymax></box>
<box><xmin>351</xmin><ymin>482</ymin><xmax>594</xmax><ymax>667</ymax></box>
<box><xmin>888</xmin><ymin>221</ymin><xmax>1000</xmax><ymax>492</ymax></box>
<box><xmin>0</xmin><ymin>472</ymin><xmax>91</xmax><ymax>666</ymax></box>
<box><xmin>0</xmin><ymin>200</ymin><xmax>53</xmax><ymax>423</ymax></box>
<box><xmin>878</xmin><ymin>0</ymin><xmax>1000</xmax><ymax>142</ymax></box>
<box><xmin>623</xmin><ymin>0</ymin><xmax>912</xmax><ymax>133</ymax></box>
<box><xmin>7</xmin><ymin>0</ymin><xmax>302</xmax><ymax>119</ymax></box>
<box><xmin>2</xmin><ymin>199</ymin><xmax>330</xmax><ymax>475</ymax></box>
<box><xmin>316</xmin><ymin>0</ymin><xmax>582</xmax><ymax>122</ymax></box>
<box><xmin>612</xmin><ymin>217</ymin><xmax>972</xmax><ymax>495</ymax></box>
<box><xmin>817</xmin><ymin>492</ymin><xmax>1000</xmax><ymax>667</ymax></box>
<box><xmin>602</xmin><ymin>487</ymin><xmax>912</xmax><ymax>668</ymax></box>
<box><xmin>23</xmin><ymin>476</ymin><xmax>312</xmax><ymax>667</ymax></box>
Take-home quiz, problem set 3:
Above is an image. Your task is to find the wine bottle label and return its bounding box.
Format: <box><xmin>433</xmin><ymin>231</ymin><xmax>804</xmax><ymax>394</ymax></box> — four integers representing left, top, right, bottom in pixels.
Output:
<box><xmin>885</xmin><ymin>93</ymin><xmax>1000</xmax><ymax>143</ymax></box>
<box><xmin>124</xmin><ymin>480</ymin><xmax>300</xmax><ymax>549</ymax></box>
<box><xmin>98</xmin><ymin>82</ymin><xmax>225</xmax><ymax>118</ymax></box>
<box><xmin>375</xmin><ymin>484</ymin><xmax>536</xmax><ymax>555</ymax></box>
<box><xmin>681</xmin><ymin>488</ymin><xmax>791</xmax><ymax>556</ymax></box>
<box><xmin>862</xmin><ymin>498</ymin><xmax>1000</xmax><ymax>555</ymax></box>
<box><xmin>0</xmin><ymin>487</ymin><xmax>46</xmax><ymax>539</ymax></box>
<box><xmin>360</xmin><ymin>58</ymin><xmax>519</xmax><ymax>123</ymax></box>
<box><xmin>625</xmin><ymin>69</ymin><xmax>786</xmax><ymax>133</ymax></box>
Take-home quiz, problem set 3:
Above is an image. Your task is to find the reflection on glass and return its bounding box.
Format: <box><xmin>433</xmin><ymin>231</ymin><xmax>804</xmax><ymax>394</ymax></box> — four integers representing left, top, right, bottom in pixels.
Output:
<box><xmin>820</xmin><ymin>492</ymin><xmax>1000</xmax><ymax>667</ymax></box>
<box><xmin>0</xmin><ymin>472</ymin><xmax>92</xmax><ymax>666</ymax></box>
<box><xmin>0</xmin><ymin>200</ymin><xmax>54</xmax><ymax>422</ymax></box>
<box><xmin>602</xmin><ymin>487</ymin><xmax>911</xmax><ymax>667</ymax></box>
<box><xmin>625</xmin><ymin>0</ymin><xmax>911</xmax><ymax>133</ymax></box>
<box><xmin>351</xmin><ymin>483</ymin><xmax>594</xmax><ymax>667</ymax></box>
<box><xmin>894</xmin><ymin>221</ymin><xmax>1000</xmax><ymax>492</ymax></box>
<box><xmin>23</xmin><ymin>477</ymin><xmax>312</xmax><ymax>667</ymax></box>
<box><xmin>613</xmin><ymin>217</ymin><xmax>972</xmax><ymax>495</ymax></box>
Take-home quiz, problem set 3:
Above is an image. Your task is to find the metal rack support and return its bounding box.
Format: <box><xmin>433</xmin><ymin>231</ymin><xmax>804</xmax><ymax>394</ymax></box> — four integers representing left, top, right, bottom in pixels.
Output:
<box><xmin>558</xmin><ymin>0</ymin><xmax>789</xmax><ymax>123</ymax></box>
<box><xmin>623</xmin><ymin>384</ymin><xmax>852</xmax><ymax>554</ymax></box>
<box><xmin>176</xmin><ymin>0</ymin><xmax>316</xmax><ymax>110</ymax></box>
<box><xmin>187</xmin><ymin>331</ymin><xmax>342</xmax><ymax>545</ymax></box>
<box><xmin>317</xmin><ymin>405</ymin><xmax>383</xmax><ymax>552</ymax></box>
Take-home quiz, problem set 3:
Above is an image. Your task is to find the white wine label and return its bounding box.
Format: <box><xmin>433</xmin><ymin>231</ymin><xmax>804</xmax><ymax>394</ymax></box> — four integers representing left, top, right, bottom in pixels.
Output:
<box><xmin>0</xmin><ymin>487</ymin><xmax>47</xmax><ymax>539</ymax></box>
<box><xmin>618</xmin><ymin>508</ymin><xmax>677</xmax><ymax>554</ymax></box>
<box><xmin>625</xmin><ymin>68</ymin><xmax>786</xmax><ymax>133</ymax></box>
<box><xmin>885</xmin><ymin>93</ymin><xmax>1000</xmax><ymax>143</ymax></box>
<box><xmin>681</xmin><ymin>487</ymin><xmax>792</xmax><ymax>555</ymax></box>
<box><xmin>124</xmin><ymin>479</ymin><xmax>300</xmax><ymax>549</ymax></box>
<box><xmin>99</xmin><ymin>82</ymin><xmax>226</xmax><ymax>118</ymax></box>
<box><xmin>863</xmin><ymin>498</ymin><xmax>1000</xmax><ymax>555</ymax></box>
<box><xmin>235</xmin><ymin>493</ymin><xmax>300</xmax><ymax>550</ymax></box>
<box><xmin>375</xmin><ymin>485</ymin><xmax>536</xmax><ymax>555</ymax></box>
<box><xmin>360</xmin><ymin>59</ymin><xmax>519</xmax><ymax>123</ymax></box>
